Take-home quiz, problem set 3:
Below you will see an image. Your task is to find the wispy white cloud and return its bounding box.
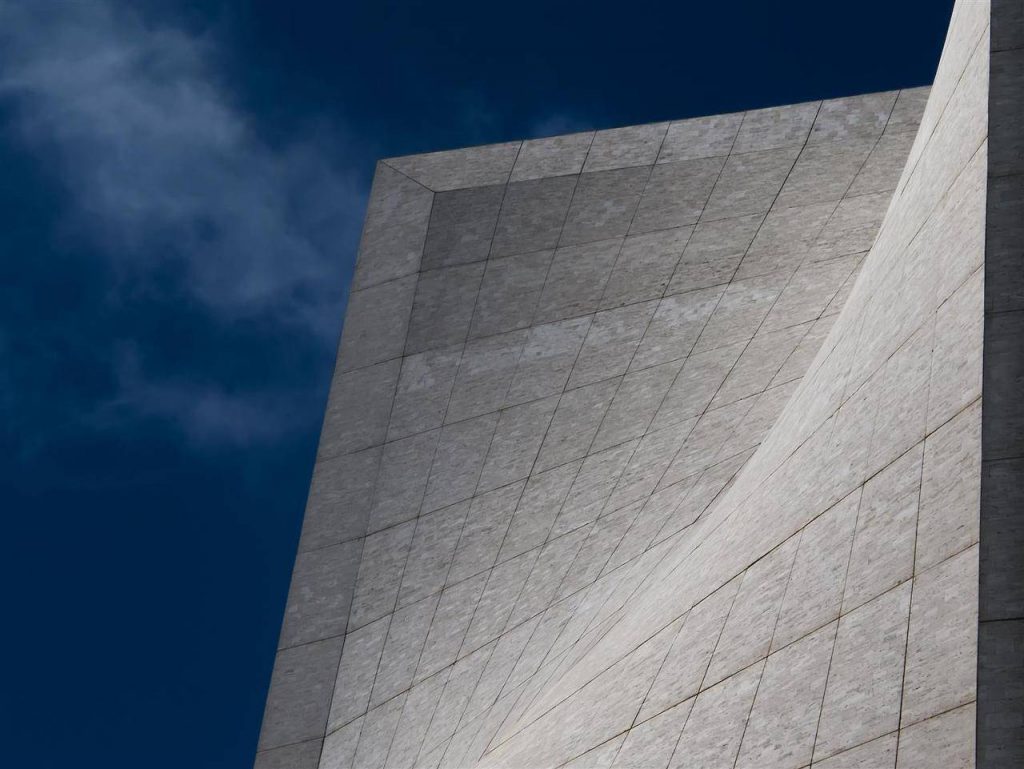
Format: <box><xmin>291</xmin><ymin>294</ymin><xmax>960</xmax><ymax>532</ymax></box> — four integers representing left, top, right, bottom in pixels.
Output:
<box><xmin>0</xmin><ymin>1</ymin><xmax>369</xmax><ymax>445</ymax></box>
<box><xmin>0</xmin><ymin>1</ymin><xmax>367</xmax><ymax>336</ymax></box>
<box><xmin>95</xmin><ymin>345</ymin><xmax>305</xmax><ymax>446</ymax></box>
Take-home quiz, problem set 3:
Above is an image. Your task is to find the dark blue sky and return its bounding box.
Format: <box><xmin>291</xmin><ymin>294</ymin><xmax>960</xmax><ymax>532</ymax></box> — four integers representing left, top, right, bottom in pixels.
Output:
<box><xmin>0</xmin><ymin>1</ymin><xmax>952</xmax><ymax>766</ymax></box>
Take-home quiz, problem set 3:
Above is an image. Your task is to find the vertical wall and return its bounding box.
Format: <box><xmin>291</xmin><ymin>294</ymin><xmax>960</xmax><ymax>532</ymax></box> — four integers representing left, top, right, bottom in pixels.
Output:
<box><xmin>979</xmin><ymin>0</ymin><xmax>1024</xmax><ymax>766</ymax></box>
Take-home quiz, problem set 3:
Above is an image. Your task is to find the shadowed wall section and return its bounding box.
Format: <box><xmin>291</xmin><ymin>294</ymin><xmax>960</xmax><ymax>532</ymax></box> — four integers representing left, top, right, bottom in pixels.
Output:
<box><xmin>980</xmin><ymin>0</ymin><xmax>1024</xmax><ymax>766</ymax></box>
<box><xmin>254</xmin><ymin>1</ymin><xmax>1012</xmax><ymax>766</ymax></box>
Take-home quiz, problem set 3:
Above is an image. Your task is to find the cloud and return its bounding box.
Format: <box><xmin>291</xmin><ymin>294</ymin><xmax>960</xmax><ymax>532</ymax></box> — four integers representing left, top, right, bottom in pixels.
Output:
<box><xmin>0</xmin><ymin>1</ymin><xmax>367</xmax><ymax>336</ymax></box>
<box><xmin>94</xmin><ymin>344</ymin><xmax>304</xmax><ymax>447</ymax></box>
<box><xmin>0</xmin><ymin>1</ymin><xmax>369</xmax><ymax>446</ymax></box>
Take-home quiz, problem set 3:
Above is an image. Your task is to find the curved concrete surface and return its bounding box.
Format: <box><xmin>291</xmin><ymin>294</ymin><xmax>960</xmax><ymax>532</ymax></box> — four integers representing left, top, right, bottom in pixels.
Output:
<box><xmin>255</xmin><ymin>1</ymin><xmax>1020</xmax><ymax>766</ymax></box>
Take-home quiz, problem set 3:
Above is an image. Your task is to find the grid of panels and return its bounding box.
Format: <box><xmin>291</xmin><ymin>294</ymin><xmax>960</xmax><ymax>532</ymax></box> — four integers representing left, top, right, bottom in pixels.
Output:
<box><xmin>254</xmin><ymin>2</ymin><xmax>990</xmax><ymax>766</ymax></box>
<box><xmin>475</xmin><ymin>2</ymin><xmax>987</xmax><ymax>766</ymax></box>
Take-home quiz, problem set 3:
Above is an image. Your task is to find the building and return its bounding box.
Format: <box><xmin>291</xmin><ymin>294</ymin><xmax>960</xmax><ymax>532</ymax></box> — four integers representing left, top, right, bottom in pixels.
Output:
<box><xmin>255</xmin><ymin>0</ymin><xmax>1022</xmax><ymax>766</ymax></box>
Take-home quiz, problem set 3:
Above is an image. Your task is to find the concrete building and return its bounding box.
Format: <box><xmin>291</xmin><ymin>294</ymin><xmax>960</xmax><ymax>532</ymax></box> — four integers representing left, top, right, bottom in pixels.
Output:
<box><xmin>255</xmin><ymin>0</ymin><xmax>1022</xmax><ymax>766</ymax></box>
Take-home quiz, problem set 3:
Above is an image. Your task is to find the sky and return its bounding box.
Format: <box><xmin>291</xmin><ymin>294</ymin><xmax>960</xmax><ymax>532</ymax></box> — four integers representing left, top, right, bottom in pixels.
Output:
<box><xmin>0</xmin><ymin>1</ymin><xmax>953</xmax><ymax>766</ymax></box>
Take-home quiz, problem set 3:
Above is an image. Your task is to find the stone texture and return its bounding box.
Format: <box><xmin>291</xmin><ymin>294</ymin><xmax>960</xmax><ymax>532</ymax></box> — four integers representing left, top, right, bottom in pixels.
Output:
<box><xmin>736</xmin><ymin>202</ymin><xmax>833</xmax><ymax>279</ymax></box>
<box><xmin>639</xmin><ymin>577</ymin><xmax>740</xmax><ymax>721</ymax></box>
<box><xmin>631</xmin><ymin>157</ymin><xmax>722</xmax><ymax>234</ymax></box>
<box><xmin>279</xmin><ymin>539</ymin><xmax>362</xmax><ymax>649</ymax></box>
<box><xmin>772</xmin><ymin>491</ymin><xmax>858</xmax><ymax>650</ymax></box>
<box><xmin>775</xmin><ymin>140</ymin><xmax>875</xmax><ymax>208</ymax></box>
<box><xmin>399</xmin><ymin>502</ymin><xmax>470</xmax><ymax>606</ymax></box>
<box><xmin>510</xmin><ymin>133</ymin><xmax>593</xmax><ymax>182</ymax></box>
<box><xmin>631</xmin><ymin>287</ymin><xmax>722</xmax><ymax>370</ymax></box>
<box><xmin>849</xmin><ymin>129</ymin><xmax>917</xmax><ymax>196</ymax></box>
<box><xmin>902</xmin><ymin>546</ymin><xmax>978</xmax><ymax>726</ymax></box>
<box><xmin>611</xmin><ymin>698</ymin><xmax>693</xmax><ymax>769</ymax></box>
<box><xmin>561</xmin><ymin>167</ymin><xmax>649</xmax><ymax>244</ymax></box>
<box><xmin>814</xmin><ymin>583</ymin><xmax>912</xmax><ymax>761</ymax></box>
<box><xmin>887</xmin><ymin>86</ymin><xmax>930</xmax><ymax>134</ymax></box>
<box><xmin>704</xmin><ymin>537</ymin><xmax>798</xmax><ymax>686</ymax></box>
<box><xmin>353</xmin><ymin>163</ymin><xmax>433</xmax><ymax>289</ymax></box>
<box><xmin>327</xmin><ymin>617</ymin><xmax>389</xmax><ymax>731</ymax></box>
<box><xmin>591</xmin><ymin>361</ymin><xmax>680</xmax><ymax>451</ymax></box>
<box><xmin>423</xmin><ymin>414</ymin><xmax>499</xmax><ymax>512</ymax></box>
<box><xmin>534</xmin><ymin>238</ymin><xmax>621</xmax><ymax>323</ymax></box>
<box><xmin>318</xmin><ymin>359</ymin><xmax>400</xmax><ymax>459</ymax></box>
<box><xmin>423</xmin><ymin>184</ymin><xmax>505</xmax><ymax>269</ymax></box>
<box><xmin>386</xmin><ymin>143</ymin><xmax>520</xmax><ymax>191</ymax></box>
<box><xmin>535</xmin><ymin>377</ymin><xmax>619</xmax><ymax>470</ymax></box>
<box><xmin>370</xmin><ymin>594</ymin><xmax>440</xmax><ymax>707</ymax></box>
<box><xmin>667</xmin><ymin>214</ymin><xmax>762</xmax><ymax>294</ymax></box>
<box><xmin>584</xmin><ymin>123</ymin><xmax>668</xmax><ymax>172</ymax></box>
<box><xmin>808</xmin><ymin>91</ymin><xmax>897</xmax><ymax>144</ymax></box>
<box><xmin>448</xmin><ymin>484</ymin><xmax>523</xmax><ymax>583</ymax></box>
<box><xmin>405</xmin><ymin>263</ymin><xmax>486</xmax><ymax>354</ymax></box>
<box><xmin>338</xmin><ymin>275</ymin><xmax>418</xmax><ymax>371</ymax></box>
<box><xmin>349</xmin><ymin>522</ymin><xmax>416</xmax><ymax>630</ymax></box>
<box><xmin>353</xmin><ymin>697</ymin><xmax>406</xmax><ymax>768</ymax></box>
<box><xmin>483</xmin><ymin>622</ymin><xmax>679</xmax><ymax>768</ymax></box>
<box><xmin>469</xmin><ymin>250</ymin><xmax>552</xmax><ymax>338</ymax></box>
<box><xmin>415</xmin><ymin>574</ymin><xmax>488</xmax><ymax>681</ymax></box>
<box><xmin>492</xmin><ymin>176</ymin><xmax>576</xmax><ymax>257</ymax></box>
<box><xmin>300</xmin><ymin>447</ymin><xmax>381</xmax><ymax>551</ymax></box>
<box><xmin>445</xmin><ymin>330</ymin><xmax>528</xmax><ymax>423</ymax></box>
<box><xmin>567</xmin><ymin>300</ymin><xmax>658</xmax><ymax>388</ymax></box>
<box><xmin>506</xmin><ymin>317</ymin><xmax>591</xmax><ymax>404</ymax></box>
<box><xmin>601</xmin><ymin>227</ymin><xmax>693</xmax><ymax>308</ymax></box>
<box><xmin>668</xmin><ymin>661</ymin><xmax>764</xmax><ymax>769</ymax></box>
<box><xmin>897</xmin><ymin>703</ymin><xmax>976</xmax><ymax>769</ymax></box>
<box><xmin>259</xmin><ymin>638</ymin><xmax>343</xmax><ymax>750</ymax></box>
<box><xmin>658</xmin><ymin>112</ymin><xmax>743</xmax><ymax>163</ymax></box>
<box><xmin>370</xmin><ymin>430</ymin><xmax>439</xmax><ymax>532</ymax></box>
<box><xmin>388</xmin><ymin>348</ymin><xmax>462</xmax><ymax>440</ymax></box>
<box><xmin>691</xmin><ymin>271</ymin><xmax>788</xmax><ymax>354</ymax></box>
<box><xmin>917</xmin><ymin>401</ymin><xmax>981</xmax><ymax>571</ymax></box>
<box><xmin>813</xmin><ymin>734</ymin><xmax>897</xmax><ymax>769</ymax></box>
<box><xmin>255</xmin><ymin>739</ymin><xmax>323</xmax><ymax>769</ymax></box>
<box><xmin>702</xmin><ymin>146</ymin><xmax>801</xmax><ymax>220</ymax></box>
<box><xmin>477</xmin><ymin>397</ymin><xmax>558</xmax><ymax>492</ymax></box>
<box><xmin>733</xmin><ymin>102</ymin><xmax>819</xmax><ymax>153</ymax></box>
<box><xmin>843</xmin><ymin>445</ymin><xmax>923</xmax><ymax>612</ymax></box>
<box><xmin>498</xmin><ymin>461</ymin><xmax>580</xmax><ymax>561</ymax></box>
<box><xmin>735</xmin><ymin>622</ymin><xmax>836</xmax><ymax>769</ymax></box>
